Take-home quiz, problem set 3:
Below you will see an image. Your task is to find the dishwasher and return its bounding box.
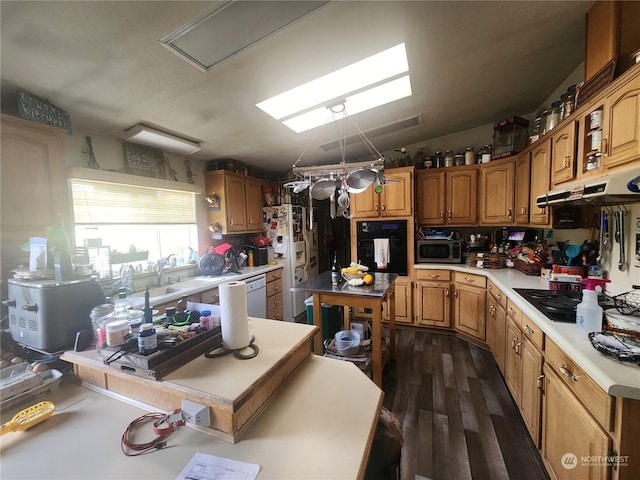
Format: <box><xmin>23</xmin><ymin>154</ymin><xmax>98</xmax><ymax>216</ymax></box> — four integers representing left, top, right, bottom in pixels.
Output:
<box><xmin>245</xmin><ymin>274</ymin><xmax>267</xmax><ymax>318</ymax></box>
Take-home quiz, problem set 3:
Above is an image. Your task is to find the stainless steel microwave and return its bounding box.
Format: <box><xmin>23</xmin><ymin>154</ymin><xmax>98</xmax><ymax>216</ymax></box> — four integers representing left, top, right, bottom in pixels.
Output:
<box><xmin>416</xmin><ymin>239</ymin><xmax>463</xmax><ymax>264</ymax></box>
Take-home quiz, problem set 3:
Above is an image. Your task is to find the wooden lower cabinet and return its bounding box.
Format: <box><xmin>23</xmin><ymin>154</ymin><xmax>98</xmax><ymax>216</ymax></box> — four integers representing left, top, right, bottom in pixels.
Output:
<box><xmin>542</xmin><ymin>365</ymin><xmax>611</xmax><ymax>480</ymax></box>
<box><xmin>504</xmin><ymin>317</ymin><xmax>522</xmax><ymax>401</ymax></box>
<box><xmin>519</xmin><ymin>336</ymin><xmax>543</xmax><ymax>446</ymax></box>
<box><xmin>415</xmin><ymin>272</ymin><xmax>451</xmax><ymax>328</ymax></box>
<box><xmin>266</xmin><ymin>268</ymin><xmax>284</xmax><ymax>321</ymax></box>
<box><xmin>486</xmin><ymin>294</ymin><xmax>507</xmax><ymax>374</ymax></box>
<box><xmin>454</xmin><ymin>272</ymin><xmax>486</xmax><ymax>342</ymax></box>
<box><xmin>384</xmin><ymin>276</ymin><xmax>413</xmax><ymax>323</ymax></box>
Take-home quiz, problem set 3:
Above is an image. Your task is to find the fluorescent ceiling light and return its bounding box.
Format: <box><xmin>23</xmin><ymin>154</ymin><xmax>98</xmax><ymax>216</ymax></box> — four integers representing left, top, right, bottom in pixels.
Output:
<box><xmin>124</xmin><ymin>124</ymin><xmax>201</xmax><ymax>155</ymax></box>
<box><xmin>283</xmin><ymin>75</ymin><xmax>412</xmax><ymax>133</ymax></box>
<box><xmin>256</xmin><ymin>43</ymin><xmax>411</xmax><ymax>131</ymax></box>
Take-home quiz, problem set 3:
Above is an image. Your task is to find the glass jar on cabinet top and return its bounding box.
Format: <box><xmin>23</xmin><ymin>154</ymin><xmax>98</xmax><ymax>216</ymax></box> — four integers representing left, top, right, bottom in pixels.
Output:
<box><xmin>444</xmin><ymin>150</ymin><xmax>454</xmax><ymax>167</ymax></box>
<box><xmin>464</xmin><ymin>147</ymin><xmax>475</xmax><ymax>165</ymax></box>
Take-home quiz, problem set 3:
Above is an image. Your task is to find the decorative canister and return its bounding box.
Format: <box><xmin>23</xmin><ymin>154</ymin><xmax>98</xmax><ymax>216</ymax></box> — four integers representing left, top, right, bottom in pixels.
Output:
<box><xmin>464</xmin><ymin>147</ymin><xmax>475</xmax><ymax>165</ymax></box>
<box><xmin>590</xmin><ymin>108</ymin><xmax>603</xmax><ymax>130</ymax></box>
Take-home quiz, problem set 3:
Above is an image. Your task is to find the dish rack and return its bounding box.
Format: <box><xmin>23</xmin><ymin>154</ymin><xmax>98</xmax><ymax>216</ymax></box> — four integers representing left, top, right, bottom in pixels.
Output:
<box><xmin>613</xmin><ymin>287</ymin><xmax>640</xmax><ymax>316</ymax></box>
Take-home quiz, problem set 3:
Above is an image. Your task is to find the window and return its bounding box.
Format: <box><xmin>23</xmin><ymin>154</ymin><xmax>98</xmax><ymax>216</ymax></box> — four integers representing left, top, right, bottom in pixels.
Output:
<box><xmin>70</xmin><ymin>178</ymin><xmax>198</xmax><ymax>275</ymax></box>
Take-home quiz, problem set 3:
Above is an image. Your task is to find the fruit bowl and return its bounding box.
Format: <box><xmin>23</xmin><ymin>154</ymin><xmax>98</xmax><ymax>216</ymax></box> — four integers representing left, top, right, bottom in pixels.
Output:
<box><xmin>342</xmin><ymin>271</ymin><xmax>365</xmax><ymax>282</ymax></box>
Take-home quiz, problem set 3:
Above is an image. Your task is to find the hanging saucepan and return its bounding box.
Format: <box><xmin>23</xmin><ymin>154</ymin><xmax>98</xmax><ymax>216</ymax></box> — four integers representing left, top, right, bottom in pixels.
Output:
<box><xmin>346</xmin><ymin>168</ymin><xmax>376</xmax><ymax>193</ymax></box>
<box><xmin>310</xmin><ymin>178</ymin><xmax>338</xmax><ymax>200</ymax></box>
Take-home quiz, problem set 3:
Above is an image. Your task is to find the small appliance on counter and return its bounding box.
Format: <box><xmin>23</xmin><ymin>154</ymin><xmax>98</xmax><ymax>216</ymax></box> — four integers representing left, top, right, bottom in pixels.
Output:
<box><xmin>3</xmin><ymin>277</ymin><xmax>107</xmax><ymax>353</ymax></box>
<box><xmin>416</xmin><ymin>230</ymin><xmax>462</xmax><ymax>264</ymax></box>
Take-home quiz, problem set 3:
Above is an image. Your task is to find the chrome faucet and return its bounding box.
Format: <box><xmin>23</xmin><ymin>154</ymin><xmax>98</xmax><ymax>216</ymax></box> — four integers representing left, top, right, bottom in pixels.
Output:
<box><xmin>167</xmin><ymin>274</ymin><xmax>184</xmax><ymax>285</ymax></box>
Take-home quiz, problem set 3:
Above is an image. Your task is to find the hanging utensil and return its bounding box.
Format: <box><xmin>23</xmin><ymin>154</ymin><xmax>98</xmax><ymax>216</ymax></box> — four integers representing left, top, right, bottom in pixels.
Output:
<box><xmin>597</xmin><ymin>211</ymin><xmax>605</xmax><ymax>264</ymax></box>
<box><xmin>614</xmin><ymin>210</ymin><xmax>621</xmax><ymax>244</ymax></box>
<box><xmin>308</xmin><ymin>187</ymin><xmax>314</xmax><ymax>230</ymax></box>
<box><xmin>564</xmin><ymin>243</ymin><xmax>581</xmax><ymax>266</ymax></box>
<box><xmin>310</xmin><ymin>178</ymin><xmax>338</xmax><ymax>200</ymax></box>
<box><xmin>618</xmin><ymin>210</ymin><xmax>627</xmax><ymax>271</ymax></box>
<box><xmin>601</xmin><ymin>210</ymin><xmax>612</xmax><ymax>253</ymax></box>
<box><xmin>346</xmin><ymin>168</ymin><xmax>376</xmax><ymax>193</ymax></box>
<box><xmin>329</xmin><ymin>191</ymin><xmax>336</xmax><ymax>219</ymax></box>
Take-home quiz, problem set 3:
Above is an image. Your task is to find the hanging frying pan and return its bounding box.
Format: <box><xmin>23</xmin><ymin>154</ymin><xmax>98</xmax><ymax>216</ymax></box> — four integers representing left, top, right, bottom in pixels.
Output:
<box><xmin>310</xmin><ymin>179</ymin><xmax>338</xmax><ymax>200</ymax></box>
<box><xmin>346</xmin><ymin>168</ymin><xmax>376</xmax><ymax>193</ymax></box>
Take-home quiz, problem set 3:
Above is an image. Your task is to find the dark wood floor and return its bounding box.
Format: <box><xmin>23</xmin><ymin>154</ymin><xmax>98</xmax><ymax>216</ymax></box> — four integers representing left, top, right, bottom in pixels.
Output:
<box><xmin>382</xmin><ymin>329</ymin><xmax>550</xmax><ymax>480</ymax></box>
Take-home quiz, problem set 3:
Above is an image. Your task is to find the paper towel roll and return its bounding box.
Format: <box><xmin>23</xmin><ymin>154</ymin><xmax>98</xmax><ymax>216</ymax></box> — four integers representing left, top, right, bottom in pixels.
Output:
<box><xmin>219</xmin><ymin>281</ymin><xmax>250</xmax><ymax>349</ymax></box>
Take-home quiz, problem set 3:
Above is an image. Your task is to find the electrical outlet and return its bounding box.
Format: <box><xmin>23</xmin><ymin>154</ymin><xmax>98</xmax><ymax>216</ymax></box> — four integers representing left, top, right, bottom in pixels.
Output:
<box><xmin>181</xmin><ymin>399</ymin><xmax>210</xmax><ymax>427</ymax></box>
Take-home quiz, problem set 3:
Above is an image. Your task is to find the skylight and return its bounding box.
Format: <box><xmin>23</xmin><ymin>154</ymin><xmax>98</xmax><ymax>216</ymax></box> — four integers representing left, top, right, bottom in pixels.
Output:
<box><xmin>256</xmin><ymin>43</ymin><xmax>411</xmax><ymax>133</ymax></box>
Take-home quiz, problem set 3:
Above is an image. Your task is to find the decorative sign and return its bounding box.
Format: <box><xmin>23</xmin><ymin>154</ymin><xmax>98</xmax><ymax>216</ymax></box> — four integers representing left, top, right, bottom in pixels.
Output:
<box><xmin>576</xmin><ymin>60</ymin><xmax>616</xmax><ymax>108</ymax></box>
<box><xmin>123</xmin><ymin>142</ymin><xmax>166</xmax><ymax>179</ymax></box>
<box><xmin>17</xmin><ymin>90</ymin><xmax>72</xmax><ymax>134</ymax></box>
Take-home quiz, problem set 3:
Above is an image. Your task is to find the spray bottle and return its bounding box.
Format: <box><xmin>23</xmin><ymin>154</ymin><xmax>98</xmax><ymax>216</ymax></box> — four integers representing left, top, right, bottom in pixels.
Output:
<box><xmin>576</xmin><ymin>278</ymin><xmax>610</xmax><ymax>340</ymax></box>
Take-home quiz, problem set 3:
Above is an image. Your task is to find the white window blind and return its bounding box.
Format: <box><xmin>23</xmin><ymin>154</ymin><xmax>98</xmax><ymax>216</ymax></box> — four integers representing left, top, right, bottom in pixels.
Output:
<box><xmin>71</xmin><ymin>179</ymin><xmax>196</xmax><ymax>224</ymax></box>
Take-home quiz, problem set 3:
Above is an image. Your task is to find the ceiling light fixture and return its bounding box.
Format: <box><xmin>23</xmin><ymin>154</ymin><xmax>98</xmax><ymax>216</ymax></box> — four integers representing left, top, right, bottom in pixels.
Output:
<box><xmin>124</xmin><ymin>124</ymin><xmax>202</xmax><ymax>155</ymax></box>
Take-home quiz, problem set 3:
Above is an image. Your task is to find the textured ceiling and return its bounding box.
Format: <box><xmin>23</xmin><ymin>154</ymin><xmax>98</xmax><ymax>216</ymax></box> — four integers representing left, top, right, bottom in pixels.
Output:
<box><xmin>0</xmin><ymin>1</ymin><xmax>592</xmax><ymax>173</ymax></box>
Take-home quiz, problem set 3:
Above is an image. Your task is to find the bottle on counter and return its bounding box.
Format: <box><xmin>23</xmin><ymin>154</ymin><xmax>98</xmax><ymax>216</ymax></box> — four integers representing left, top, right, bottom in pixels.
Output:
<box><xmin>331</xmin><ymin>251</ymin><xmax>341</xmax><ymax>286</ymax></box>
<box><xmin>576</xmin><ymin>278</ymin><xmax>610</xmax><ymax>340</ymax></box>
<box><xmin>248</xmin><ymin>249</ymin><xmax>254</xmax><ymax>267</ymax></box>
<box><xmin>138</xmin><ymin>323</ymin><xmax>158</xmax><ymax>355</ymax></box>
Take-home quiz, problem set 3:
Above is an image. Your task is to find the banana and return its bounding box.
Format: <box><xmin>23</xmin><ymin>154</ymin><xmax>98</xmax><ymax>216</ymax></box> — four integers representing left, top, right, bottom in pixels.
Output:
<box><xmin>349</xmin><ymin>262</ymin><xmax>369</xmax><ymax>272</ymax></box>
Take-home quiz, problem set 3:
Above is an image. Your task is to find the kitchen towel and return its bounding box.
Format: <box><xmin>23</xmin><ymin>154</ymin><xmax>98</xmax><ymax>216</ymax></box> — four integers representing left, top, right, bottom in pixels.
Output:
<box><xmin>219</xmin><ymin>281</ymin><xmax>250</xmax><ymax>350</ymax></box>
<box><xmin>374</xmin><ymin>238</ymin><xmax>389</xmax><ymax>269</ymax></box>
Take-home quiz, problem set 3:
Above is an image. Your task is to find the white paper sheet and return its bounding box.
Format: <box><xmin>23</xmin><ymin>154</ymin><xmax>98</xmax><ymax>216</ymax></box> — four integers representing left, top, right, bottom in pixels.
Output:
<box><xmin>176</xmin><ymin>452</ymin><xmax>260</xmax><ymax>480</ymax></box>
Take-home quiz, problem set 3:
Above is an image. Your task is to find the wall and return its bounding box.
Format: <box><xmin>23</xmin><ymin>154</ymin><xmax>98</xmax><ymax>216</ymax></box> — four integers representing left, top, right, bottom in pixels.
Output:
<box><xmin>61</xmin><ymin>126</ymin><xmax>211</xmax><ymax>256</ymax></box>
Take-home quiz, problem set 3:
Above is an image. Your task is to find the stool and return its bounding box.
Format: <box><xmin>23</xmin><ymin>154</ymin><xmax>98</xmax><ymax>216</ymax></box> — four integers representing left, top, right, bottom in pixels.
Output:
<box><xmin>364</xmin><ymin>407</ymin><xmax>403</xmax><ymax>480</ymax></box>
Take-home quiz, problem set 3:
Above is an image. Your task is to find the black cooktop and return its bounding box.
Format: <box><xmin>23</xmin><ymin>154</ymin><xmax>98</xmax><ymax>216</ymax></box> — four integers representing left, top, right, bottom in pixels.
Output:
<box><xmin>513</xmin><ymin>288</ymin><xmax>615</xmax><ymax>323</ymax></box>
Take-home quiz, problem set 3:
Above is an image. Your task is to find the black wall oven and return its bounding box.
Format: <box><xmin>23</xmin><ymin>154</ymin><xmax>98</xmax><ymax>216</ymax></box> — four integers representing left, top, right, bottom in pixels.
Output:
<box><xmin>356</xmin><ymin>220</ymin><xmax>408</xmax><ymax>276</ymax></box>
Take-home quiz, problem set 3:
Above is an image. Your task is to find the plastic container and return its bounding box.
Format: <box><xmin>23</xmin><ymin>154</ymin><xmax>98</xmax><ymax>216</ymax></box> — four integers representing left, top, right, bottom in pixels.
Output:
<box><xmin>105</xmin><ymin>319</ymin><xmax>129</xmax><ymax>347</ymax></box>
<box><xmin>576</xmin><ymin>278</ymin><xmax>610</xmax><ymax>340</ymax></box>
<box><xmin>199</xmin><ymin>309</ymin><xmax>213</xmax><ymax>330</ymax></box>
<box><xmin>138</xmin><ymin>323</ymin><xmax>158</xmax><ymax>355</ymax></box>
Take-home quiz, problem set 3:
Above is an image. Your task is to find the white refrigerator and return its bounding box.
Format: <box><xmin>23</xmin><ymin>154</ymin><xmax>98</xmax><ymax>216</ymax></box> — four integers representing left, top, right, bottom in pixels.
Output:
<box><xmin>263</xmin><ymin>204</ymin><xmax>312</xmax><ymax>322</ymax></box>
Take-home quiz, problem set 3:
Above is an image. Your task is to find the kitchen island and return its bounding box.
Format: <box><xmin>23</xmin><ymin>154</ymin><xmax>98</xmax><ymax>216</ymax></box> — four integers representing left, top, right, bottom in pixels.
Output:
<box><xmin>292</xmin><ymin>271</ymin><xmax>397</xmax><ymax>388</ymax></box>
<box><xmin>3</xmin><ymin>320</ymin><xmax>383</xmax><ymax>479</ymax></box>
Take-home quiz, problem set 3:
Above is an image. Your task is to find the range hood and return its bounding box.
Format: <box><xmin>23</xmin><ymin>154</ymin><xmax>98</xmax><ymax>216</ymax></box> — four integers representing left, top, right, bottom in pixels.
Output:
<box><xmin>536</xmin><ymin>169</ymin><xmax>640</xmax><ymax>207</ymax></box>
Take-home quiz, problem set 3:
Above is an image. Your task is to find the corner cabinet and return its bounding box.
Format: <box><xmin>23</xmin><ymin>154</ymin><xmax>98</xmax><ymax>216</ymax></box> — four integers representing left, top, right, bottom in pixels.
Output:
<box><xmin>479</xmin><ymin>157</ymin><xmax>515</xmax><ymax>225</ymax></box>
<box><xmin>416</xmin><ymin>166</ymin><xmax>477</xmax><ymax>226</ymax></box>
<box><xmin>351</xmin><ymin>167</ymin><xmax>413</xmax><ymax>218</ymax></box>
<box><xmin>205</xmin><ymin>170</ymin><xmax>263</xmax><ymax>234</ymax></box>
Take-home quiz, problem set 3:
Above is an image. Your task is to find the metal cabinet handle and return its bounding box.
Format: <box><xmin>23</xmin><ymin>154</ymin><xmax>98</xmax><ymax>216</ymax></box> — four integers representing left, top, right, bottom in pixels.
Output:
<box><xmin>445</xmin><ymin>288</ymin><xmax>450</xmax><ymax>298</ymax></box>
<box><xmin>464</xmin><ymin>277</ymin><xmax>475</xmax><ymax>283</ymax></box>
<box><xmin>515</xmin><ymin>342</ymin><xmax>522</xmax><ymax>355</ymax></box>
<box><xmin>602</xmin><ymin>136</ymin><xmax>608</xmax><ymax>156</ymax></box>
<box><xmin>508</xmin><ymin>208</ymin><xmax>512</xmax><ymax>219</ymax></box>
<box><xmin>560</xmin><ymin>364</ymin><xmax>578</xmax><ymax>382</ymax></box>
<box><xmin>455</xmin><ymin>288</ymin><xmax>458</xmax><ymax>298</ymax></box>
<box><xmin>496</xmin><ymin>294</ymin><xmax>502</xmax><ymax>302</ymax></box>
<box><xmin>447</xmin><ymin>210</ymin><xmax>452</xmax><ymax>219</ymax></box>
<box><xmin>524</xmin><ymin>324</ymin><xmax>534</xmax><ymax>335</ymax></box>
<box><xmin>381</xmin><ymin>204</ymin><xmax>386</xmax><ymax>211</ymax></box>
<box><xmin>537</xmin><ymin>374</ymin><xmax>545</xmax><ymax>391</ymax></box>
<box><xmin>440</xmin><ymin>210</ymin><xmax>445</xmax><ymax>220</ymax></box>
<box><xmin>428</xmin><ymin>274</ymin><xmax>440</xmax><ymax>278</ymax></box>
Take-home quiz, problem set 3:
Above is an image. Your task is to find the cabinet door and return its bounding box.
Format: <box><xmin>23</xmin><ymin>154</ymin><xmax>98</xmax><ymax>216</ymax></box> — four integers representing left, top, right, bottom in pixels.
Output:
<box><xmin>245</xmin><ymin>177</ymin><xmax>263</xmax><ymax>232</ymax></box>
<box><xmin>514</xmin><ymin>154</ymin><xmax>531</xmax><ymax>224</ymax></box>
<box><xmin>520</xmin><ymin>337</ymin><xmax>543</xmax><ymax>447</ymax></box>
<box><xmin>416</xmin><ymin>170</ymin><xmax>446</xmax><ymax>225</ymax></box>
<box><xmin>486</xmin><ymin>296</ymin><xmax>496</xmax><ymax>350</ymax></box>
<box><xmin>603</xmin><ymin>74</ymin><xmax>640</xmax><ymax>169</ymax></box>
<box><xmin>542</xmin><ymin>367</ymin><xmax>611</xmax><ymax>480</ymax></box>
<box><xmin>382</xmin><ymin>169</ymin><xmax>413</xmax><ymax>217</ymax></box>
<box><xmin>350</xmin><ymin>186</ymin><xmax>379</xmax><ymax>218</ymax></box>
<box><xmin>479</xmin><ymin>159</ymin><xmax>515</xmax><ymax>225</ymax></box>
<box><xmin>494</xmin><ymin>304</ymin><xmax>507</xmax><ymax>375</ymax></box>
<box><xmin>224</xmin><ymin>174</ymin><xmax>247</xmax><ymax>232</ymax></box>
<box><xmin>551</xmin><ymin>121</ymin><xmax>577</xmax><ymax>186</ymax></box>
<box><xmin>384</xmin><ymin>278</ymin><xmax>412</xmax><ymax>324</ymax></box>
<box><xmin>446</xmin><ymin>168</ymin><xmax>477</xmax><ymax>225</ymax></box>
<box><xmin>454</xmin><ymin>284</ymin><xmax>486</xmax><ymax>341</ymax></box>
<box><xmin>199</xmin><ymin>287</ymin><xmax>220</xmax><ymax>305</ymax></box>
<box><xmin>416</xmin><ymin>281</ymin><xmax>451</xmax><ymax>327</ymax></box>
<box><xmin>504</xmin><ymin>318</ymin><xmax>521</xmax><ymax>403</ymax></box>
<box><xmin>529</xmin><ymin>138</ymin><xmax>552</xmax><ymax>226</ymax></box>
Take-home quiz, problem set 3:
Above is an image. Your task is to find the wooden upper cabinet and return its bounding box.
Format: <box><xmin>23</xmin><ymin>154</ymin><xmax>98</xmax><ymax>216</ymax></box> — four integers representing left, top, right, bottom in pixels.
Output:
<box><xmin>351</xmin><ymin>167</ymin><xmax>413</xmax><ymax>218</ymax></box>
<box><xmin>514</xmin><ymin>154</ymin><xmax>531</xmax><ymax>225</ymax></box>
<box><xmin>245</xmin><ymin>176</ymin><xmax>263</xmax><ymax>230</ymax></box>
<box><xmin>416</xmin><ymin>170</ymin><xmax>446</xmax><ymax>224</ymax></box>
<box><xmin>479</xmin><ymin>157</ymin><xmax>515</xmax><ymax>225</ymax></box>
<box><xmin>602</xmin><ymin>73</ymin><xmax>640</xmax><ymax>170</ymax></box>
<box><xmin>205</xmin><ymin>170</ymin><xmax>263</xmax><ymax>234</ymax></box>
<box><xmin>529</xmin><ymin>138</ymin><xmax>552</xmax><ymax>226</ymax></box>
<box><xmin>551</xmin><ymin>120</ymin><xmax>577</xmax><ymax>186</ymax></box>
<box><xmin>445</xmin><ymin>166</ymin><xmax>478</xmax><ymax>225</ymax></box>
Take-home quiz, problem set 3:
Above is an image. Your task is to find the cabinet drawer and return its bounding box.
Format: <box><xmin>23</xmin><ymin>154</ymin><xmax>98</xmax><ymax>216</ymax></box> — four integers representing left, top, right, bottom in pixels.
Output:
<box><xmin>545</xmin><ymin>338</ymin><xmax>613</xmax><ymax>431</ymax></box>
<box><xmin>416</xmin><ymin>269</ymin><xmax>451</xmax><ymax>281</ymax></box>
<box><xmin>266</xmin><ymin>268</ymin><xmax>282</xmax><ymax>283</ymax></box>
<box><xmin>266</xmin><ymin>278</ymin><xmax>283</xmax><ymax>298</ymax></box>
<box><xmin>506</xmin><ymin>299</ymin><xmax>523</xmax><ymax>327</ymax></box>
<box><xmin>487</xmin><ymin>279</ymin><xmax>507</xmax><ymax>309</ymax></box>
<box><xmin>454</xmin><ymin>272</ymin><xmax>486</xmax><ymax>288</ymax></box>
<box><xmin>520</xmin><ymin>314</ymin><xmax>544</xmax><ymax>351</ymax></box>
<box><xmin>267</xmin><ymin>291</ymin><xmax>283</xmax><ymax>309</ymax></box>
<box><xmin>267</xmin><ymin>304</ymin><xmax>284</xmax><ymax>321</ymax></box>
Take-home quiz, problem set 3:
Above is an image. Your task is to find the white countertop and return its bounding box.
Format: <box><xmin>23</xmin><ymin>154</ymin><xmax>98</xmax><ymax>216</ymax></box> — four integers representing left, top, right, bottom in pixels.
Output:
<box><xmin>128</xmin><ymin>263</ymin><xmax>284</xmax><ymax>308</ymax></box>
<box><xmin>415</xmin><ymin>264</ymin><xmax>640</xmax><ymax>400</ymax></box>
